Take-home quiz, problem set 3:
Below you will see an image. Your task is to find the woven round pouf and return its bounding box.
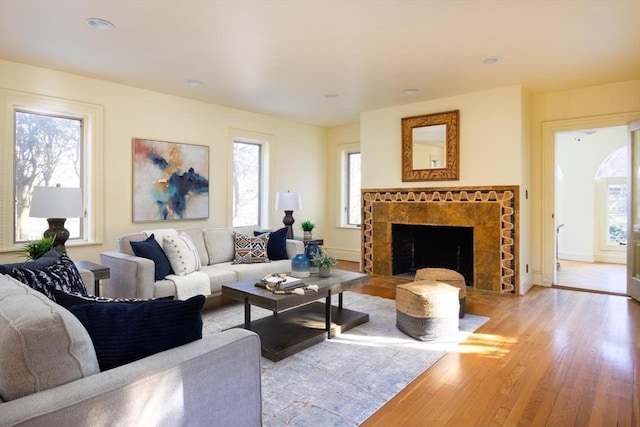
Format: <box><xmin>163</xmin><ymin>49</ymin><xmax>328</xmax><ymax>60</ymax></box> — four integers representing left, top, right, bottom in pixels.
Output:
<box><xmin>414</xmin><ymin>268</ymin><xmax>466</xmax><ymax>318</ymax></box>
<box><xmin>395</xmin><ymin>280</ymin><xmax>459</xmax><ymax>341</ymax></box>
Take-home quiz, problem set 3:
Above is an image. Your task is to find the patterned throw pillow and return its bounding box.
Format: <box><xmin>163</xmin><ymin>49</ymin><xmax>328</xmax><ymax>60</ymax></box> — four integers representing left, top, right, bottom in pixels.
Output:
<box><xmin>5</xmin><ymin>255</ymin><xmax>87</xmax><ymax>300</ymax></box>
<box><xmin>231</xmin><ymin>232</ymin><xmax>270</xmax><ymax>264</ymax></box>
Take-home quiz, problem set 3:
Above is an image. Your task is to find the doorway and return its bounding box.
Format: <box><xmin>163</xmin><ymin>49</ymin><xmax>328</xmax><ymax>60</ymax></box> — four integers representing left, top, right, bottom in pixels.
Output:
<box><xmin>540</xmin><ymin>112</ymin><xmax>640</xmax><ymax>293</ymax></box>
<box><xmin>554</xmin><ymin>126</ymin><xmax>627</xmax><ymax>294</ymax></box>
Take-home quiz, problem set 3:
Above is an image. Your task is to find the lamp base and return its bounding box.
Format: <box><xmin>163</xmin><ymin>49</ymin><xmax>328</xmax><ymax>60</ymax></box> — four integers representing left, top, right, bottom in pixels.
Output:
<box><xmin>282</xmin><ymin>210</ymin><xmax>295</xmax><ymax>240</ymax></box>
<box><xmin>43</xmin><ymin>218</ymin><xmax>70</xmax><ymax>254</ymax></box>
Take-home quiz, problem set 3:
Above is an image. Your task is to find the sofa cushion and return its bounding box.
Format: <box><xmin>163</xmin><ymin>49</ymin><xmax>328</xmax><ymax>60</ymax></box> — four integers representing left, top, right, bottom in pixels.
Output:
<box><xmin>52</xmin><ymin>289</ymin><xmax>174</xmax><ymax>309</ymax></box>
<box><xmin>203</xmin><ymin>228</ymin><xmax>236</xmax><ymax>264</ymax></box>
<box><xmin>162</xmin><ymin>233</ymin><xmax>201</xmax><ymax>276</ymax></box>
<box><xmin>69</xmin><ymin>295</ymin><xmax>205</xmax><ymax>371</ymax></box>
<box><xmin>254</xmin><ymin>227</ymin><xmax>289</xmax><ymax>261</ymax></box>
<box><xmin>130</xmin><ymin>234</ymin><xmax>174</xmax><ymax>281</ymax></box>
<box><xmin>179</xmin><ymin>228</ymin><xmax>209</xmax><ymax>266</ymax></box>
<box><xmin>0</xmin><ymin>274</ymin><xmax>99</xmax><ymax>401</ymax></box>
<box><xmin>232</xmin><ymin>232</ymin><xmax>269</xmax><ymax>264</ymax></box>
<box><xmin>3</xmin><ymin>255</ymin><xmax>87</xmax><ymax>301</ymax></box>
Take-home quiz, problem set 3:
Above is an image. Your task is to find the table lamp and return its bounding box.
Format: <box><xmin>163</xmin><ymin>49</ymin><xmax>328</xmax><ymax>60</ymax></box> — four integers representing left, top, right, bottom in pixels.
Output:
<box><xmin>275</xmin><ymin>191</ymin><xmax>302</xmax><ymax>239</ymax></box>
<box><xmin>29</xmin><ymin>185</ymin><xmax>83</xmax><ymax>253</ymax></box>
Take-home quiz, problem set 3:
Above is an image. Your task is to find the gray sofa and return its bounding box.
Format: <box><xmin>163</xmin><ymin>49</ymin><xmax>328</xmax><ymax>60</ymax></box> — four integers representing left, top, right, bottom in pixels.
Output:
<box><xmin>100</xmin><ymin>227</ymin><xmax>304</xmax><ymax>302</ymax></box>
<box><xmin>0</xmin><ymin>272</ymin><xmax>262</xmax><ymax>427</ymax></box>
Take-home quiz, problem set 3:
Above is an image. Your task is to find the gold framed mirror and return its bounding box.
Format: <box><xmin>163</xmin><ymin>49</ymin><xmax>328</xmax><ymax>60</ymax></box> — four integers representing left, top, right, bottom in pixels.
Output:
<box><xmin>401</xmin><ymin>110</ymin><xmax>459</xmax><ymax>181</ymax></box>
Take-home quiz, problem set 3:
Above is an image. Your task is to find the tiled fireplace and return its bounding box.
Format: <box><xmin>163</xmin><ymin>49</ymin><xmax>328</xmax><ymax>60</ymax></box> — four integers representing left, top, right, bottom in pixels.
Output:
<box><xmin>361</xmin><ymin>186</ymin><xmax>519</xmax><ymax>294</ymax></box>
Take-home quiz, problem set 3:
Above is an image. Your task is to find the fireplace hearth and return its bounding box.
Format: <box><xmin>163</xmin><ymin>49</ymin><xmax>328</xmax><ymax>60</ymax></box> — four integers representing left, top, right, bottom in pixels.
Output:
<box><xmin>392</xmin><ymin>224</ymin><xmax>473</xmax><ymax>285</ymax></box>
<box><xmin>361</xmin><ymin>186</ymin><xmax>519</xmax><ymax>294</ymax></box>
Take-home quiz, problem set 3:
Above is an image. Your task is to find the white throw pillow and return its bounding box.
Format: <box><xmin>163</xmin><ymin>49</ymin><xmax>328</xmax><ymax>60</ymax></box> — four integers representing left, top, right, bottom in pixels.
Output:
<box><xmin>162</xmin><ymin>234</ymin><xmax>201</xmax><ymax>276</ymax></box>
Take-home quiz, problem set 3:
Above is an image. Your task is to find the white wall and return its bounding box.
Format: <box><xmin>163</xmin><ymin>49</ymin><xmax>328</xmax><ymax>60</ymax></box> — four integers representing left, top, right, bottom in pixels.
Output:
<box><xmin>361</xmin><ymin>85</ymin><xmax>525</xmax><ymax>189</ymax></box>
<box><xmin>0</xmin><ymin>60</ymin><xmax>327</xmax><ymax>264</ymax></box>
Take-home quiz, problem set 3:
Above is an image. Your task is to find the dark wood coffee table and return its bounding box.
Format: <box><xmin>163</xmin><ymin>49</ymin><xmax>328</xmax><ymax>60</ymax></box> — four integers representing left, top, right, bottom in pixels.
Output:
<box><xmin>222</xmin><ymin>270</ymin><xmax>369</xmax><ymax>361</ymax></box>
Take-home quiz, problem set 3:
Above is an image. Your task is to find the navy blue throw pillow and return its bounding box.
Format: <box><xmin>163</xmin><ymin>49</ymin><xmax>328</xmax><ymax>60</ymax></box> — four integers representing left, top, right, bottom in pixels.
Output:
<box><xmin>130</xmin><ymin>234</ymin><xmax>174</xmax><ymax>281</ymax></box>
<box><xmin>5</xmin><ymin>255</ymin><xmax>87</xmax><ymax>300</ymax></box>
<box><xmin>69</xmin><ymin>295</ymin><xmax>205</xmax><ymax>371</ymax></box>
<box><xmin>254</xmin><ymin>227</ymin><xmax>289</xmax><ymax>260</ymax></box>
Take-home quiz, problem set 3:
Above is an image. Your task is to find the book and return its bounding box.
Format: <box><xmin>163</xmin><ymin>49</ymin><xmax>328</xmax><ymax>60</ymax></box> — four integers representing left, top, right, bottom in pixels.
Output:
<box><xmin>265</xmin><ymin>275</ymin><xmax>303</xmax><ymax>290</ymax></box>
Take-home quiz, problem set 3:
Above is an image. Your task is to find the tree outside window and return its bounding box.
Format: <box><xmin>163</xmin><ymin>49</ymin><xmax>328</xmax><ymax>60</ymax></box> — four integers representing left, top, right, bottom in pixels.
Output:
<box><xmin>232</xmin><ymin>140</ymin><xmax>262</xmax><ymax>227</ymax></box>
<box><xmin>14</xmin><ymin>111</ymin><xmax>83</xmax><ymax>242</ymax></box>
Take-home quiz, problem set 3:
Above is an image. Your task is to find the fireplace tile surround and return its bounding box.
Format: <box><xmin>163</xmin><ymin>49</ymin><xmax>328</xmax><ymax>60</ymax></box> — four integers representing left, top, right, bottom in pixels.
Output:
<box><xmin>361</xmin><ymin>186</ymin><xmax>519</xmax><ymax>294</ymax></box>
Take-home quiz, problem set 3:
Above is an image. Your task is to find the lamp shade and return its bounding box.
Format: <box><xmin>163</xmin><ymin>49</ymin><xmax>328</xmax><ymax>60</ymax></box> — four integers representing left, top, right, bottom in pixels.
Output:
<box><xmin>30</xmin><ymin>186</ymin><xmax>83</xmax><ymax>219</ymax></box>
<box><xmin>275</xmin><ymin>192</ymin><xmax>302</xmax><ymax>211</ymax></box>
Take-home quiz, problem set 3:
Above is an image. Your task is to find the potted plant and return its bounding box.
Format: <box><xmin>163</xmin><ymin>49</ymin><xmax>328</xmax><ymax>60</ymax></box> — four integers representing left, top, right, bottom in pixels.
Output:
<box><xmin>310</xmin><ymin>250</ymin><xmax>338</xmax><ymax>277</ymax></box>
<box><xmin>22</xmin><ymin>236</ymin><xmax>59</xmax><ymax>260</ymax></box>
<box><xmin>300</xmin><ymin>220</ymin><xmax>316</xmax><ymax>240</ymax></box>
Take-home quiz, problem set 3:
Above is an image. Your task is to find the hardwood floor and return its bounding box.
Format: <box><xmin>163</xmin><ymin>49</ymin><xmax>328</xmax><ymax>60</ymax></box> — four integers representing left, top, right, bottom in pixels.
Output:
<box><xmin>337</xmin><ymin>261</ymin><xmax>639</xmax><ymax>426</ymax></box>
<box><xmin>555</xmin><ymin>259</ymin><xmax>626</xmax><ymax>295</ymax></box>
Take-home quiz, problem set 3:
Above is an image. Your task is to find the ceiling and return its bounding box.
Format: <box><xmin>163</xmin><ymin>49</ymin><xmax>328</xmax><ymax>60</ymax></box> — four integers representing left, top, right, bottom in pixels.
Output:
<box><xmin>1</xmin><ymin>1</ymin><xmax>639</xmax><ymax>128</ymax></box>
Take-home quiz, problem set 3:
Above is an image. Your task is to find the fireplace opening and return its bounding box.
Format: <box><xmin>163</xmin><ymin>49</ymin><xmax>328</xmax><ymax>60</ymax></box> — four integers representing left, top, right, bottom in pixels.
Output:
<box><xmin>392</xmin><ymin>224</ymin><xmax>474</xmax><ymax>285</ymax></box>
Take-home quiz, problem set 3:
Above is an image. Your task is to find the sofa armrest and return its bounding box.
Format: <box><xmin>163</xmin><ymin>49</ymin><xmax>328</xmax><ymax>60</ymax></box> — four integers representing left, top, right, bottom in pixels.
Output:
<box><xmin>77</xmin><ymin>269</ymin><xmax>96</xmax><ymax>295</ymax></box>
<box><xmin>285</xmin><ymin>239</ymin><xmax>305</xmax><ymax>259</ymax></box>
<box><xmin>99</xmin><ymin>251</ymin><xmax>155</xmax><ymax>299</ymax></box>
<box><xmin>0</xmin><ymin>329</ymin><xmax>262</xmax><ymax>427</ymax></box>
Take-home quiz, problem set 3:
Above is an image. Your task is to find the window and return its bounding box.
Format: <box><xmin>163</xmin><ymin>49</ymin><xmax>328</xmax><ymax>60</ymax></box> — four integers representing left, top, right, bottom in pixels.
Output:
<box><xmin>339</xmin><ymin>144</ymin><xmax>361</xmax><ymax>227</ymax></box>
<box><xmin>595</xmin><ymin>147</ymin><xmax>628</xmax><ymax>250</ymax></box>
<box><xmin>14</xmin><ymin>111</ymin><xmax>84</xmax><ymax>242</ymax></box>
<box><xmin>347</xmin><ymin>152</ymin><xmax>361</xmax><ymax>226</ymax></box>
<box><xmin>1</xmin><ymin>89</ymin><xmax>103</xmax><ymax>249</ymax></box>
<box><xmin>232</xmin><ymin>139</ymin><xmax>264</xmax><ymax>228</ymax></box>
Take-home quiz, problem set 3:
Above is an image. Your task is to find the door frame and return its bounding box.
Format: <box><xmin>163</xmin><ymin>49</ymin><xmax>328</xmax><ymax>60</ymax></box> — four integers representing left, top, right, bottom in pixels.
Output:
<box><xmin>627</xmin><ymin>119</ymin><xmax>640</xmax><ymax>301</ymax></box>
<box><xmin>541</xmin><ymin>112</ymin><xmax>640</xmax><ymax>286</ymax></box>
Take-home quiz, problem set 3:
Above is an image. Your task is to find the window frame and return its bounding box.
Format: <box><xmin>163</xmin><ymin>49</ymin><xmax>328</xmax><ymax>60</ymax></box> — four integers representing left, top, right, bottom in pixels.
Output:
<box><xmin>228</xmin><ymin>129</ymin><xmax>272</xmax><ymax>229</ymax></box>
<box><xmin>0</xmin><ymin>89</ymin><xmax>104</xmax><ymax>250</ymax></box>
<box><xmin>338</xmin><ymin>143</ymin><xmax>361</xmax><ymax>228</ymax></box>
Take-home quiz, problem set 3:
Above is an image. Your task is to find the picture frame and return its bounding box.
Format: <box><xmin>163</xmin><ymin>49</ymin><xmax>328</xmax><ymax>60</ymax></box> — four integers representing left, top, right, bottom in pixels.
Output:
<box><xmin>132</xmin><ymin>138</ymin><xmax>209</xmax><ymax>222</ymax></box>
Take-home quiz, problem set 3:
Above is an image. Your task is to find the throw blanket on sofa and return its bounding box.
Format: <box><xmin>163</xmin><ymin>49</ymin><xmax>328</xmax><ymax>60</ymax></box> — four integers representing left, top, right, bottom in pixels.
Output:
<box><xmin>166</xmin><ymin>272</ymin><xmax>211</xmax><ymax>300</ymax></box>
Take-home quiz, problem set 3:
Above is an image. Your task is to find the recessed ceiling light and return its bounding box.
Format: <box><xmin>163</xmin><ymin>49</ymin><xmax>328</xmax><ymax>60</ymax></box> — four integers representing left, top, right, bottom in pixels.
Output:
<box><xmin>481</xmin><ymin>56</ymin><xmax>502</xmax><ymax>65</ymax></box>
<box><xmin>86</xmin><ymin>18</ymin><xmax>115</xmax><ymax>31</ymax></box>
<box><xmin>404</xmin><ymin>89</ymin><xmax>418</xmax><ymax>95</ymax></box>
<box><xmin>186</xmin><ymin>79</ymin><xmax>204</xmax><ymax>86</ymax></box>
<box><xmin>324</xmin><ymin>93</ymin><xmax>339</xmax><ymax>99</ymax></box>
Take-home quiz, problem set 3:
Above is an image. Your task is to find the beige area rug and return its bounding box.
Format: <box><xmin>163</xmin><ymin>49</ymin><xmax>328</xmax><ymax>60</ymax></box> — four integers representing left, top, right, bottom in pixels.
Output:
<box><xmin>202</xmin><ymin>292</ymin><xmax>488</xmax><ymax>426</ymax></box>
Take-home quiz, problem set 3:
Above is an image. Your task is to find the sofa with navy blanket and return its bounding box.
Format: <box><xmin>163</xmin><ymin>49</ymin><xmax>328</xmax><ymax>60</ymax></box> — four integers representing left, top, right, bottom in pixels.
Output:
<box><xmin>0</xmin><ymin>252</ymin><xmax>262</xmax><ymax>427</ymax></box>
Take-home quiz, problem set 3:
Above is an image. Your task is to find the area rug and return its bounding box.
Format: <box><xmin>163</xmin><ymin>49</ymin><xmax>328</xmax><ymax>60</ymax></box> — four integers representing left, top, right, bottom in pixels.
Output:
<box><xmin>202</xmin><ymin>292</ymin><xmax>488</xmax><ymax>426</ymax></box>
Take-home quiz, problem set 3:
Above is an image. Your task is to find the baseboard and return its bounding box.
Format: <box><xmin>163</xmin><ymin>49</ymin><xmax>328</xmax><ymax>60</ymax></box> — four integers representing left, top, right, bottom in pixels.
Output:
<box><xmin>325</xmin><ymin>247</ymin><xmax>360</xmax><ymax>263</ymax></box>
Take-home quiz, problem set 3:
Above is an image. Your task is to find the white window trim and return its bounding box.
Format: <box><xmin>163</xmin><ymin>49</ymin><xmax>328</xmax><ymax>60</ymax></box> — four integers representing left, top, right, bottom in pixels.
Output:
<box><xmin>595</xmin><ymin>176</ymin><xmax>626</xmax><ymax>254</ymax></box>
<box><xmin>337</xmin><ymin>142</ymin><xmax>361</xmax><ymax>228</ymax></box>
<box><xmin>0</xmin><ymin>89</ymin><xmax>104</xmax><ymax>251</ymax></box>
<box><xmin>227</xmin><ymin>128</ymin><xmax>273</xmax><ymax>229</ymax></box>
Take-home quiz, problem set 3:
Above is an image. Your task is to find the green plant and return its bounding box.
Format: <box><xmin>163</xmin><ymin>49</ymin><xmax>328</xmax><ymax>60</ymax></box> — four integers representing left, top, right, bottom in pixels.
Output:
<box><xmin>300</xmin><ymin>220</ymin><xmax>316</xmax><ymax>232</ymax></box>
<box><xmin>22</xmin><ymin>236</ymin><xmax>59</xmax><ymax>260</ymax></box>
<box><xmin>310</xmin><ymin>251</ymin><xmax>338</xmax><ymax>268</ymax></box>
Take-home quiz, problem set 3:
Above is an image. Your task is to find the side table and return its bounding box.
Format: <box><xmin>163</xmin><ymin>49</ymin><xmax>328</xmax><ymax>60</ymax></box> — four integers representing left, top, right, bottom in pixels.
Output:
<box><xmin>74</xmin><ymin>260</ymin><xmax>110</xmax><ymax>296</ymax></box>
<box><xmin>295</xmin><ymin>237</ymin><xmax>324</xmax><ymax>246</ymax></box>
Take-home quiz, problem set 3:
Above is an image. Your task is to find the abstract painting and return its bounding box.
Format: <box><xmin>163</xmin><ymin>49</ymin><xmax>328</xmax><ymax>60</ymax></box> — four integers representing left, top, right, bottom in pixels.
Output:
<box><xmin>133</xmin><ymin>138</ymin><xmax>209</xmax><ymax>222</ymax></box>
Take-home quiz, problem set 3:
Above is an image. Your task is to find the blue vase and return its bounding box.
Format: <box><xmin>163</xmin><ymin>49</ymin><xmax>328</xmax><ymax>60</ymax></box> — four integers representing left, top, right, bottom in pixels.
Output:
<box><xmin>291</xmin><ymin>253</ymin><xmax>310</xmax><ymax>278</ymax></box>
<box><xmin>305</xmin><ymin>242</ymin><xmax>321</xmax><ymax>274</ymax></box>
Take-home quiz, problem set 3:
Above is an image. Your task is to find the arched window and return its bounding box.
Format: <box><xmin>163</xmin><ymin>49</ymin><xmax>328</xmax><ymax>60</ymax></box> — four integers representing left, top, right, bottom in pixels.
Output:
<box><xmin>596</xmin><ymin>147</ymin><xmax>627</xmax><ymax>248</ymax></box>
